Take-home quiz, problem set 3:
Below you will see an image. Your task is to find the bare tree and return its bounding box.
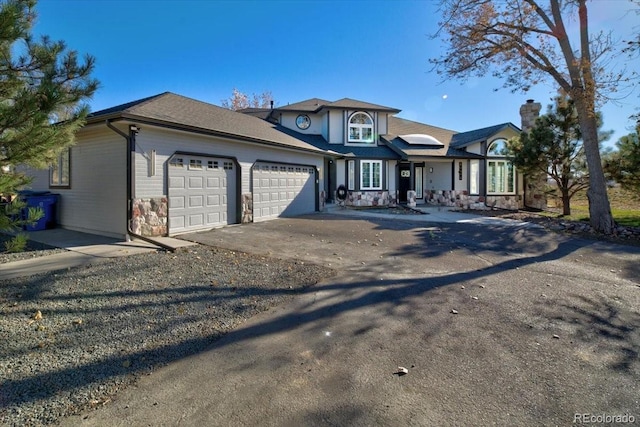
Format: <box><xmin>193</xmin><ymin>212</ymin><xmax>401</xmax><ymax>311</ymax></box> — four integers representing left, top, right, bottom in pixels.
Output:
<box><xmin>431</xmin><ymin>0</ymin><xmax>638</xmax><ymax>234</ymax></box>
<box><xmin>221</xmin><ymin>88</ymin><xmax>274</xmax><ymax>111</ymax></box>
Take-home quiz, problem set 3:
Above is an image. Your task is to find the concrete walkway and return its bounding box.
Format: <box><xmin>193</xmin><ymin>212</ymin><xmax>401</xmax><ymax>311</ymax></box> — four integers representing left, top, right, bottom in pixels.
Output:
<box><xmin>324</xmin><ymin>204</ymin><xmax>539</xmax><ymax>228</ymax></box>
<box><xmin>0</xmin><ymin>229</ymin><xmax>196</xmax><ymax>280</ymax></box>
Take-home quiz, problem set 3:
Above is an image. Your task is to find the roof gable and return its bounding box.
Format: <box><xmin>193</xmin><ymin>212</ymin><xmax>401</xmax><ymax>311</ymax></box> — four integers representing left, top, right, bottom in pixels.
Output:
<box><xmin>273</xmin><ymin>97</ymin><xmax>400</xmax><ymax>114</ymax></box>
<box><xmin>450</xmin><ymin>123</ymin><xmax>520</xmax><ymax>148</ymax></box>
<box><xmin>323</xmin><ymin>98</ymin><xmax>400</xmax><ymax>113</ymax></box>
<box><xmin>274</xmin><ymin>98</ymin><xmax>332</xmax><ymax>112</ymax></box>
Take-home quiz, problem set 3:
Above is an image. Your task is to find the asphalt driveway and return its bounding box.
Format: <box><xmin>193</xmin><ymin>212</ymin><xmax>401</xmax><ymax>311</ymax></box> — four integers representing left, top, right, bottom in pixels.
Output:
<box><xmin>62</xmin><ymin>213</ymin><xmax>640</xmax><ymax>426</ymax></box>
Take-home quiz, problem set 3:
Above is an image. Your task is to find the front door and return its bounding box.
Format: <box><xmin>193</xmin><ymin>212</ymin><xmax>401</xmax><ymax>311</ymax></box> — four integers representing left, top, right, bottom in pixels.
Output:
<box><xmin>398</xmin><ymin>163</ymin><xmax>411</xmax><ymax>203</ymax></box>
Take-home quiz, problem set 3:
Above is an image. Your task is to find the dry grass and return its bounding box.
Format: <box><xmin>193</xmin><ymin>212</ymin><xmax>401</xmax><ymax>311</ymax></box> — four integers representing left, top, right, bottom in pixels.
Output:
<box><xmin>546</xmin><ymin>186</ymin><xmax>640</xmax><ymax>227</ymax></box>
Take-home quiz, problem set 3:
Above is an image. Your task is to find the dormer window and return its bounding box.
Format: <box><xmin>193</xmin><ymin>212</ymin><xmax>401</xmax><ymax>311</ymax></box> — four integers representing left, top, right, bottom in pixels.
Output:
<box><xmin>348</xmin><ymin>112</ymin><xmax>374</xmax><ymax>144</ymax></box>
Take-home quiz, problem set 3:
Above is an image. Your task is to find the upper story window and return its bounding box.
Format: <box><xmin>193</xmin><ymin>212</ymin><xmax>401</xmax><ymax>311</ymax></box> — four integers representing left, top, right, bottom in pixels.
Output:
<box><xmin>487</xmin><ymin>139</ymin><xmax>508</xmax><ymax>156</ymax></box>
<box><xmin>348</xmin><ymin>112</ymin><xmax>374</xmax><ymax>144</ymax></box>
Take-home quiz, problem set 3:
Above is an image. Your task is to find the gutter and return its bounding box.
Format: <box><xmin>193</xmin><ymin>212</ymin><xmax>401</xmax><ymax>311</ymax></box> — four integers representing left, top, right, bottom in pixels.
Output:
<box><xmin>105</xmin><ymin>120</ymin><xmax>176</xmax><ymax>252</ymax></box>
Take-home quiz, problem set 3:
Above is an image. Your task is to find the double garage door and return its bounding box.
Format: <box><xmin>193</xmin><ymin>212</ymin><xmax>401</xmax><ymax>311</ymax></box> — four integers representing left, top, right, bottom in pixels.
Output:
<box><xmin>168</xmin><ymin>155</ymin><xmax>317</xmax><ymax>234</ymax></box>
<box><xmin>252</xmin><ymin>162</ymin><xmax>317</xmax><ymax>222</ymax></box>
<box><xmin>168</xmin><ymin>154</ymin><xmax>237</xmax><ymax>234</ymax></box>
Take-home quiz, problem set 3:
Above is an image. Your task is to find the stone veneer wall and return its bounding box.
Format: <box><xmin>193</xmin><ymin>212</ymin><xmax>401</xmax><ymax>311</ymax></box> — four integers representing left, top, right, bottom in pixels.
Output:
<box><xmin>423</xmin><ymin>190</ymin><xmax>522</xmax><ymax>211</ymax></box>
<box><xmin>519</xmin><ymin>100</ymin><xmax>548</xmax><ymax>210</ymax></box>
<box><xmin>344</xmin><ymin>190</ymin><xmax>395</xmax><ymax>207</ymax></box>
<box><xmin>242</xmin><ymin>193</ymin><xmax>253</xmax><ymax>223</ymax></box>
<box><xmin>130</xmin><ymin>197</ymin><xmax>168</xmax><ymax>237</ymax></box>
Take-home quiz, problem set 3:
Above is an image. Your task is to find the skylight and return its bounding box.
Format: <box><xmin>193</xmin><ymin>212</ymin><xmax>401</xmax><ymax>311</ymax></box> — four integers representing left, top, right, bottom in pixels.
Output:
<box><xmin>399</xmin><ymin>134</ymin><xmax>444</xmax><ymax>146</ymax></box>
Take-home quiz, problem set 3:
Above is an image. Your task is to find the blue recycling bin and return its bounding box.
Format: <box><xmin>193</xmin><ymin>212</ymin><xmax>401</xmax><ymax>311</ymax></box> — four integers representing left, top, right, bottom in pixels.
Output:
<box><xmin>20</xmin><ymin>192</ymin><xmax>59</xmax><ymax>231</ymax></box>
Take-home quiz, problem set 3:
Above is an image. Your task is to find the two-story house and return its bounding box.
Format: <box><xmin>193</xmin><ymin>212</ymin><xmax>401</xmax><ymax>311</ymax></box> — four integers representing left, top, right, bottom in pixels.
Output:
<box><xmin>254</xmin><ymin>97</ymin><xmax>543</xmax><ymax>211</ymax></box>
<box><xmin>22</xmin><ymin>92</ymin><xmax>542</xmax><ymax>240</ymax></box>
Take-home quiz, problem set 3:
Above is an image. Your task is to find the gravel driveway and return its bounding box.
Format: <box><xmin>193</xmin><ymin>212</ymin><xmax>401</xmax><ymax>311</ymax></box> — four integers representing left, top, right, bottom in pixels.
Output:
<box><xmin>2</xmin><ymin>213</ymin><xmax>640</xmax><ymax>426</ymax></box>
<box><xmin>0</xmin><ymin>244</ymin><xmax>334</xmax><ymax>426</ymax></box>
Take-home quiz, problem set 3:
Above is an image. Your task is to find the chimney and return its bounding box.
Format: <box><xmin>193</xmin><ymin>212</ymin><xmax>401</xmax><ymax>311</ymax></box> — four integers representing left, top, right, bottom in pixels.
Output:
<box><xmin>270</xmin><ymin>100</ymin><xmax>274</xmax><ymax>110</ymax></box>
<box><xmin>519</xmin><ymin>99</ymin><xmax>541</xmax><ymax>132</ymax></box>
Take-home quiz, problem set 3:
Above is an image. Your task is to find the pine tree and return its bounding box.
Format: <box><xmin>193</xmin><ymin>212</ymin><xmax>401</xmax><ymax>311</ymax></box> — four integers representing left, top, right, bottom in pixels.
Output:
<box><xmin>603</xmin><ymin>123</ymin><xmax>640</xmax><ymax>193</ymax></box>
<box><xmin>0</xmin><ymin>0</ymin><xmax>98</xmax><ymax>250</ymax></box>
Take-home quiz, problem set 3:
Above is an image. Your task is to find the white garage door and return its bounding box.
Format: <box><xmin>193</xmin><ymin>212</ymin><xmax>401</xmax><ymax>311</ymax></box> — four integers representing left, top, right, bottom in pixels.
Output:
<box><xmin>252</xmin><ymin>162</ymin><xmax>316</xmax><ymax>221</ymax></box>
<box><xmin>168</xmin><ymin>154</ymin><xmax>237</xmax><ymax>234</ymax></box>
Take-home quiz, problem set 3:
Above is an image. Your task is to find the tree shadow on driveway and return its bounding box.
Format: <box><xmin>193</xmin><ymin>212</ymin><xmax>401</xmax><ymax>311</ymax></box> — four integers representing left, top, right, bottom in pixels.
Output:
<box><xmin>3</xmin><ymin>214</ymin><xmax>640</xmax><ymax>425</ymax></box>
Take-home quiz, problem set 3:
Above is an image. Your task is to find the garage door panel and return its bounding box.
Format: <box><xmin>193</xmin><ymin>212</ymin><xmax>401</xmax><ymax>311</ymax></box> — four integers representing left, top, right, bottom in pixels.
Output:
<box><xmin>207</xmin><ymin>177</ymin><xmax>220</xmax><ymax>188</ymax></box>
<box><xmin>189</xmin><ymin>195</ymin><xmax>203</xmax><ymax>208</ymax></box>
<box><xmin>169</xmin><ymin>176</ymin><xmax>185</xmax><ymax>189</ymax></box>
<box><xmin>189</xmin><ymin>214</ymin><xmax>203</xmax><ymax>227</ymax></box>
<box><xmin>189</xmin><ymin>177</ymin><xmax>203</xmax><ymax>188</ymax></box>
<box><xmin>170</xmin><ymin>196</ymin><xmax>185</xmax><ymax>209</ymax></box>
<box><xmin>168</xmin><ymin>155</ymin><xmax>236</xmax><ymax>234</ymax></box>
<box><xmin>253</xmin><ymin>162</ymin><xmax>316</xmax><ymax>222</ymax></box>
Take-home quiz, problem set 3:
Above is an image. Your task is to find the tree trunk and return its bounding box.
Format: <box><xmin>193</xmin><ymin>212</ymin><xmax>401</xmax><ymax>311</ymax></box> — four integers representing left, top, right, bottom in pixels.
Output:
<box><xmin>574</xmin><ymin>101</ymin><xmax>615</xmax><ymax>234</ymax></box>
<box><xmin>561</xmin><ymin>187</ymin><xmax>571</xmax><ymax>216</ymax></box>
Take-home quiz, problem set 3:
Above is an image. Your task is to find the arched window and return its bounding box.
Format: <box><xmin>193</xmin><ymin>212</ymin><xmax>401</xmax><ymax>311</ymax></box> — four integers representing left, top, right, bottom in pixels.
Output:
<box><xmin>348</xmin><ymin>112</ymin><xmax>374</xmax><ymax>144</ymax></box>
<box><xmin>486</xmin><ymin>139</ymin><xmax>515</xmax><ymax>194</ymax></box>
<box><xmin>487</xmin><ymin>139</ymin><xmax>508</xmax><ymax>156</ymax></box>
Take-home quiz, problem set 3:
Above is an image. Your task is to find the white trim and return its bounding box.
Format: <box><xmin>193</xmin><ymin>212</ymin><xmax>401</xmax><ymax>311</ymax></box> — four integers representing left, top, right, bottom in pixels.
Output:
<box><xmin>360</xmin><ymin>160</ymin><xmax>382</xmax><ymax>190</ymax></box>
<box><xmin>347</xmin><ymin>160</ymin><xmax>355</xmax><ymax>190</ymax></box>
<box><xmin>470</xmin><ymin>159</ymin><xmax>479</xmax><ymax>195</ymax></box>
<box><xmin>347</xmin><ymin>111</ymin><xmax>375</xmax><ymax>144</ymax></box>
<box><xmin>487</xmin><ymin>159</ymin><xmax>516</xmax><ymax>194</ymax></box>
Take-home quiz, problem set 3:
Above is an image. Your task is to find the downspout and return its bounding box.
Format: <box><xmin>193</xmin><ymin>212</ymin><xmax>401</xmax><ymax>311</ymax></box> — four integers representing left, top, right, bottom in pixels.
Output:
<box><xmin>105</xmin><ymin>120</ymin><xmax>176</xmax><ymax>252</ymax></box>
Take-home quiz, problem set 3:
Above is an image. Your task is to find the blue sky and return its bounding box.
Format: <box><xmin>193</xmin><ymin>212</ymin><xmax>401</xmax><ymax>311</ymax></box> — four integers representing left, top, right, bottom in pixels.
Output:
<box><xmin>33</xmin><ymin>0</ymin><xmax>639</xmax><ymax>148</ymax></box>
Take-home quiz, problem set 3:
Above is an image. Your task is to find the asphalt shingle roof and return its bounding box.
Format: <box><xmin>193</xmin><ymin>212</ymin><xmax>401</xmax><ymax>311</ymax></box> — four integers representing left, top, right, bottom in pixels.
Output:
<box><xmin>274</xmin><ymin>97</ymin><xmax>400</xmax><ymax>114</ymax></box>
<box><xmin>450</xmin><ymin>123</ymin><xmax>520</xmax><ymax>148</ymax></box>
<box><xmin>87</xmin><ymin>92</ymin><xmax>326</xmax><ymax>154</ymax></box>
<box><xmin>93</xmin><ymin>92</ymin><xmax>520</xmax><ymax>161</ymax></box>
<box><xmin>322</xmin><ymin>98</ymin><xmax>400</xmax><ymax>113</ymax></box>
<box><xmin>274</xmin><ymin>126</ymin><xmax>399</xmax><ymax>159</ymax></box>
<box><xmin>274</xmin><ymin>98</ymin><xmax>333</xmax><ymax>112</ymax></box>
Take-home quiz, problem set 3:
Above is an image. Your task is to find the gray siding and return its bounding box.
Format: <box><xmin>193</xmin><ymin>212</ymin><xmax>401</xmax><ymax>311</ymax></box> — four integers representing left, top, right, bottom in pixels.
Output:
<box><xmin>132</xmin><ymin>126</ymin><xmax>323</xmax><ymax>197</ymax></box>
<box><xmin>25</xmin><ymin>127</ymin><xmax>128</xmax><ymax>238</ymax></box>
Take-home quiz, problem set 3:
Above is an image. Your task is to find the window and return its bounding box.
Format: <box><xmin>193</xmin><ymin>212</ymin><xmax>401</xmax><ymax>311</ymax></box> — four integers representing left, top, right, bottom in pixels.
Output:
<box><xmin>360</xmin><ymin>160</ymin><xmax>382</xmax><ymax>190</ymax></box>
<box><xmin>189</xmin><ymin>159</ymin><xmax>202</xmax><ymax>169</ymax></box>
<box><xmin>487</xmin><ymin>139</ymin><xmax>509</xmax><ymax>156</ymax></box>
<box><xmin>487</xmin><ymin>139</ymin><xmax>515</xmax><ymax>194</ymax></box>
<box><xmin>50</xmin><ymin>148</ymin><xmax>70</xmax><ymax>187</ymax></box>
<box><xmin>470</xmin><ymin>160</ymin><xmax>479</xmax><ymax>195</ymax></box>
<box><xmin>487</xmin><ymin>161</ymin><xmax>515</xmax><ymax>194</ymax></box>
<box><xmin>347</xmin><ymin>160</ymin><xmax>355</xmax><ymax>190</ymax></box>
<box><xmin>415</xmin><ymin>166</ymin><xmax>423</xmax><ymax>199</ymax></box>
<box><xmin>170</xmin><ymin>157</ymin><xmax>184</xmax><ymax>167</ymax></box>
<box><xmin>348</xmin><ymin>112</ymin><xmax>374</xmax><ymax>144</ymax></box>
